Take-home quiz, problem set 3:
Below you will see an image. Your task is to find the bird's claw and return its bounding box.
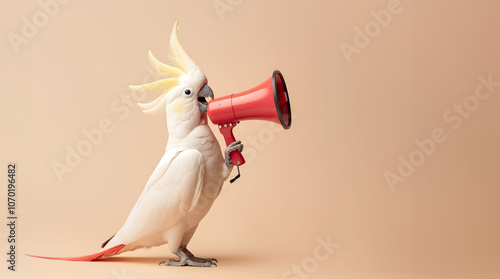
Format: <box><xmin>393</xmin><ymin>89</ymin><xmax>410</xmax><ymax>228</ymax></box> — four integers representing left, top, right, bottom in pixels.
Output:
<box><xmin>191</xmin><ymin>257</ymin><xmax>218</xmax><ymax>264</ymax></box>
<box><xmin>224</xmin><ymin>140</ymin><xmax>244</xmax><ymax>167</ymax></box>
<box><xmin>159</xmin><ymin>257</ymin><xmax>218</xmax><ymax>267</ymax></box>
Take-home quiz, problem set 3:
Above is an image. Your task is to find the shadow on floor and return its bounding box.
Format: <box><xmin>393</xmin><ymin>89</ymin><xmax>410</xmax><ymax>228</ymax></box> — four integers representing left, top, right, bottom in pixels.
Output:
<box><xmin>96</xmin><ymin>253</ymin><xmax>263</xmax><ymax>266</ymax></box>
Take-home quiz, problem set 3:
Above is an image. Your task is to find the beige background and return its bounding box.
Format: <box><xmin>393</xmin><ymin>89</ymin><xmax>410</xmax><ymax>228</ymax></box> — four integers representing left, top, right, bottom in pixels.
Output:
<box><xmin>1</xmin><ymin>0</ymin><xmax>500</xmax><ymax>278</ymax></box>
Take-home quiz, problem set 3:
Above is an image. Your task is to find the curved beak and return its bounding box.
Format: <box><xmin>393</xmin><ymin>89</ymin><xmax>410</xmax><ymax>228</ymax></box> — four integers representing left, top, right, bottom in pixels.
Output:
<box><xmin>198</xmin><ymin>84</ymin><xmax>214</xmax><ymax>113</ymax></box>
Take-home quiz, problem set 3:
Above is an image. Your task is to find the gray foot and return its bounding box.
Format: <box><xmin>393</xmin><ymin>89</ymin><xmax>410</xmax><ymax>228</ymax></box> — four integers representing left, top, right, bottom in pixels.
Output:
<box><xmin>159</xmin><ymin>249</ymin><xmax>217</xmax><ymax>267</ymax></box>
<box><xmin>180</xmin><ymin>246</ymin><xmax>218</xmax><ymax>264</ymax></box>
<box><xmin>224</xmin><ymin>140</ymin><xmax>244</xmax><ymax>167</ymax></box>
<box><xmin>159</xmin><ymin>258</ymin><xmax>216</xmax><ymax>267</ymax></box>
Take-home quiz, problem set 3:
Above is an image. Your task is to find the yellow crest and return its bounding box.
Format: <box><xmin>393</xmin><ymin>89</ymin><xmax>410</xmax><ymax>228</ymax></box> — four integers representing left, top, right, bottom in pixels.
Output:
<box><xmin>129</xmin><ymin>21</ymin><xmax>195</xmax><ymax>114</ymax></box>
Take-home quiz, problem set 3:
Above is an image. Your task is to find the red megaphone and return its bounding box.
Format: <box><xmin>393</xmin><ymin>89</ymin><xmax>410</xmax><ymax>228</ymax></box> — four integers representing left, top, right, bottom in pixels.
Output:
<box><xmin>207</xmin><ymin>70</ymin><xmax>292</xmax><ymax>166</ymax></box>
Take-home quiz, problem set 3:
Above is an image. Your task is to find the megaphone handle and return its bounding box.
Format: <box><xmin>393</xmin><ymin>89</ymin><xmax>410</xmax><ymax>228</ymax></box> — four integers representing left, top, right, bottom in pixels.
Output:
<box><xmin>230</xmin><ymin>150</ymin><xmax>245</xmax><ymax>167</ymax></box>
<box><xmin>218</xmin><ymin>122</ymin><xmax>246</xmax><ymax>166</ymax></box>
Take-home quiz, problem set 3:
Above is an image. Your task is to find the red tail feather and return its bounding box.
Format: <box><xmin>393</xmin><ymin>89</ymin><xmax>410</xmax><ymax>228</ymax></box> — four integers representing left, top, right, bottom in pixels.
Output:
<box><xmin>27</xmin><ymin>244</ymin><xmax>126</xmax><ymax>261</ymax></box>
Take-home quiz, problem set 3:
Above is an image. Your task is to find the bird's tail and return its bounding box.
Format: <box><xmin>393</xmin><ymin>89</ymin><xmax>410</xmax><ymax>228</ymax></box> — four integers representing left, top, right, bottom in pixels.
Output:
<box><xmin>26</xmin><ymin>244</ymin><xmax>126</xmax><ymax>261</ymax></box>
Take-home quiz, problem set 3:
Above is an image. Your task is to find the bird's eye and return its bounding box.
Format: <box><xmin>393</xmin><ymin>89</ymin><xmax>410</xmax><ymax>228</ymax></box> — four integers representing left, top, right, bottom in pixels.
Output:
<box><xmin>184</xmin><ymin>89</ymin><xmax>192</xmax><ymax>95</ymax></box>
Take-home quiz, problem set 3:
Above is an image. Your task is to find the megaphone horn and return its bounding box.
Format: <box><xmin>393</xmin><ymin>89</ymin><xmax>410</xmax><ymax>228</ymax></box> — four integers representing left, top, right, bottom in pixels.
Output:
<box><xmin>207</xmin><ymin>70</ymin><xmax>292</xmax><ymax>168</ymax></box>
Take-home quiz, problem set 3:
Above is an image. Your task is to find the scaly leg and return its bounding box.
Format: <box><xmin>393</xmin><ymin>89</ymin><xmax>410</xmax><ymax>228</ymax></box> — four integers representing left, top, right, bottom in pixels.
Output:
<box><xmin>159</xmin><ymin>248</ymin><xmax>217</xmax><ymax>267</ymax></box>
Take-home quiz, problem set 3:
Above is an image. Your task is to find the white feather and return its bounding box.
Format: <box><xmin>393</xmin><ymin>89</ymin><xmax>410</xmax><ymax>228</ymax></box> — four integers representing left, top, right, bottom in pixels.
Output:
<box><xmin>102</xmin><ymin>148</ymin><xmax>205</xmax><ymax>252</ymax></box>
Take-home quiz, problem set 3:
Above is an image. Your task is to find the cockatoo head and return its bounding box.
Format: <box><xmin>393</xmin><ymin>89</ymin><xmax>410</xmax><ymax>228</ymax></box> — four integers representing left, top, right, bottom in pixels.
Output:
<box><xmin>130</xmin><ymin>21</ymin><xmax>214</xmax><ymax>126</ymax></box>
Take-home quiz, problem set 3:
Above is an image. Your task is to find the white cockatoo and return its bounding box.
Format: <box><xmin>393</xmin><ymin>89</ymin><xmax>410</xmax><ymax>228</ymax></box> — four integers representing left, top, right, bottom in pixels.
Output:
<box><xmin>100</xmin><ymin>20</ymin><xmax>243</xmax><ymax>267</ymax></box>
<box><xmin>30</xmin><ymin>21</ymin><xmax>242</xmax><ymax>267</ymax></box>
